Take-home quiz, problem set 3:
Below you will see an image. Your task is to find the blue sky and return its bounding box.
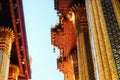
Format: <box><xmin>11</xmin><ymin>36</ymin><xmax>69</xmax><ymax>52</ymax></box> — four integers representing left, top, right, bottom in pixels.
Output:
<box><xmin>22</xmin><ymin>0</ymin><xmax>63</xmax><ymax>80</ymax></box>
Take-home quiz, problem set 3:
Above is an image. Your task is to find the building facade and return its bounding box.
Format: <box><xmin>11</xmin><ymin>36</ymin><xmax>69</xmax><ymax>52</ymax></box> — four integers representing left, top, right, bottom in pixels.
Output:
<box><xmin>51</xmin><ymin>0</ymin><xmax>120</xmax><ymax>80</ymax></box>
<box><xmin>0</xmin><ymin>0</ymin><xmax>31</xmax><ymax>80</ymax></box>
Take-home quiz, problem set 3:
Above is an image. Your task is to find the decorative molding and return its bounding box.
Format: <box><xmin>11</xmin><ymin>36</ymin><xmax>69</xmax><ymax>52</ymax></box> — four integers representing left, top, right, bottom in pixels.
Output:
<box><xmin>76</xmin><ymin>21</ymin><xmax>88</xmax><ymax>33</ymax></box>
<box><xmin>0</xmin><ymin>27</ymin><xmax>14</xmax><ymax>55</ymax></box>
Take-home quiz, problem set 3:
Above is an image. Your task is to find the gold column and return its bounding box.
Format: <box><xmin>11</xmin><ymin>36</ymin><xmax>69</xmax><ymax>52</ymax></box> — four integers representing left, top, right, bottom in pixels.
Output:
<box><xmin>76</xmin><ymin>27</ymin><xmax>89</xmax><ymax>80</ymax></box>
<box><xmin>92</xmin><ymin>0</ymin><xmax>112</xmax><ymax>80</ymax></box>
<box><xmin>96</xmin><ymin>0</ymin><xmax>118</xmax><ymax>79</ymax></box>
<box><xmin>0</xmin><ymin>27</ymin><xmax>14</xmax><ymax>80</ymax></box>
<box><xmin>86</xmin><ymin>0</ymin><xmax>118</xmax><ymax>79</ymax></box>
<box><xmin>86</xmin><ymin>0</ymin><xmax>105</xmax><ymax>80</ymax></box>
<box><xmin>8</xmin><ymin>65</ymin><xmax>19</xmax><ymax>80</ymax></box>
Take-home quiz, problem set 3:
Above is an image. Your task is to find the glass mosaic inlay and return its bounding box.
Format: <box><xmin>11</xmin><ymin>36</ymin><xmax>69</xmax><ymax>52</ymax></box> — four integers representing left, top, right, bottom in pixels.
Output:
<box><xmin>101</xmin><ymin>0</ymin><xmax>120</xmax><ymax>79</ymax></box>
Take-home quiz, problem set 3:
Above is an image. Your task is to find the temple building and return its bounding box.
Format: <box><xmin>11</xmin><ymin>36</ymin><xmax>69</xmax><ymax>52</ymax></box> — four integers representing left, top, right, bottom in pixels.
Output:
<box><xmin>51</xmin><ymin>0</ymin><xmax>120</xmax><ymax>80</ymax></box>
<box><xmin>0</xmin><ymin>0</ymin><xmax>31</xmax><ymax>80</ymax></box>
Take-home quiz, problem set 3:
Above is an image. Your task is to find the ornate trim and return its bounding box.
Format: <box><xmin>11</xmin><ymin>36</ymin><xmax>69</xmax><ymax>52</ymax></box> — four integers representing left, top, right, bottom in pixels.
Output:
<box><xmin>0</xmin><ymin>27</ymin><xmax>14</xmax><ymax>54</ymax></box>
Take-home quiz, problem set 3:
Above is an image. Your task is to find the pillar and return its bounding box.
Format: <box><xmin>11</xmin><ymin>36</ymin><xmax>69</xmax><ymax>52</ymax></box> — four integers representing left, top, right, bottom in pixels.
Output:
<box><xmin>85</xmin><ymin>0</ymin><xmax>118</xmax><ymax>79</ymax></box>
<box><xmin>0</xmin><ymin>27</ymin><xmax>14</xmax><ymax>80</ymax></box>
<box><xmin>76</xmin><ymin>26</ymin><xmax>89</xmax><ymax>80</ymax></box>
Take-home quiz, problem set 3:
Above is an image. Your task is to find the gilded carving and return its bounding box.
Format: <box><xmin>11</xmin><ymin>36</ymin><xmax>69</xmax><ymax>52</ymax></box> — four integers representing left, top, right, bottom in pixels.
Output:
<box><xmin>0</xmin><ymin>27</ymin><xmax>15</xmax><ymax>80</ymax></box>
<box><xmin>66</xmin><ymin>11</ymin><xmax>75</xmax><ymax>24</ymax></box>
<box><xmin>0</xmin><ymin>27</ymin><xmax>14</xmax><ymax>53</ymax></box>
<box><xmin>8</xmin><ymin>64</ymin><xmax>19</xmax><ymax>80</ymax></box>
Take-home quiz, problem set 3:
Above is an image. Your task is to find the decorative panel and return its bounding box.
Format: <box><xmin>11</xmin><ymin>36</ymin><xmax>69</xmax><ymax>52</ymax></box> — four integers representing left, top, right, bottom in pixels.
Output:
<box><xmin>101</xmin><ymin>0</ymin><xmax>120</xmax><ymax>79</ymax></box>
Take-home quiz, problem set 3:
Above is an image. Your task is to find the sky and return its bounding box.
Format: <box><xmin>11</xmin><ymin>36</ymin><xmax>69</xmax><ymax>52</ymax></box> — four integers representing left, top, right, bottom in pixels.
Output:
<box><xmin>22</xmin><ymin>0</ymin><xmax>64</xmax><ymax>80</ymax></box>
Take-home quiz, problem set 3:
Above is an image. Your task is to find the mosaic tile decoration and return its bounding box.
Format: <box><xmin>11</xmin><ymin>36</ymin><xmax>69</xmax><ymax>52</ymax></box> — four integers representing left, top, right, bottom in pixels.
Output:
<box><xmin>101</xmin><ymin>0</ymin><xmax>120</xmax><ymax>79</ymax></box>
